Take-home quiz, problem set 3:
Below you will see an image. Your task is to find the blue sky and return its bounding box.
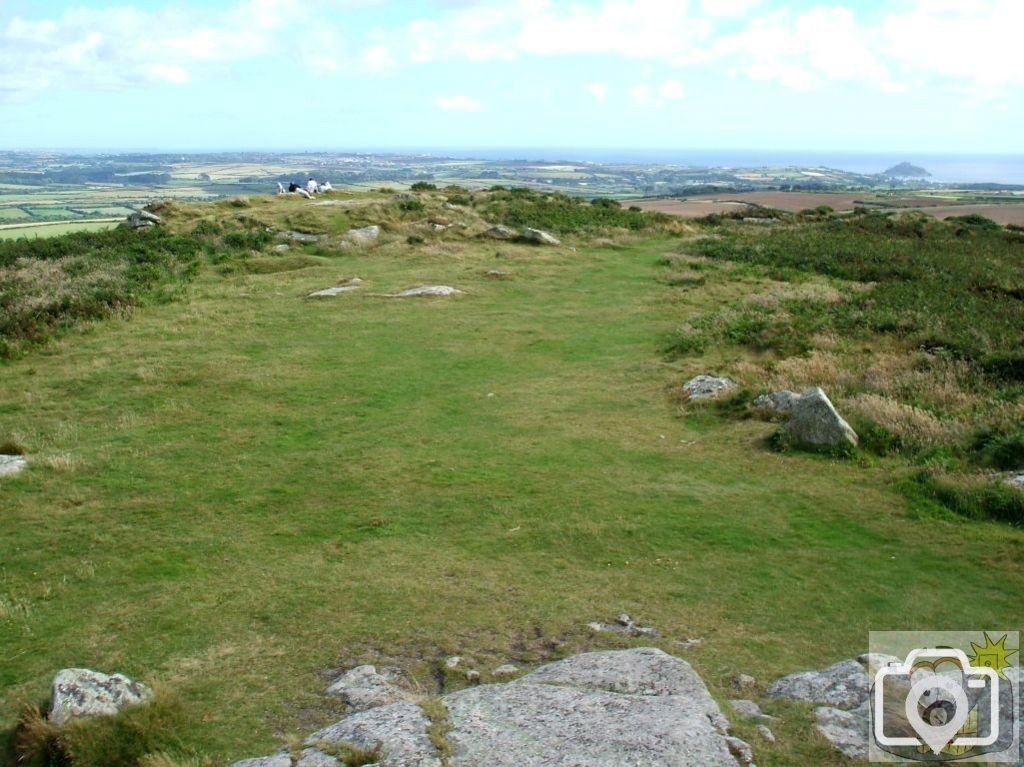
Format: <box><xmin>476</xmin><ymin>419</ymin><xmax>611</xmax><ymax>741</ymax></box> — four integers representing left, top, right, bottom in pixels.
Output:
<box><xmin>0</xmin><ymin>0</ymin><xmax>1021</xmax><ymax>153</ymax></box>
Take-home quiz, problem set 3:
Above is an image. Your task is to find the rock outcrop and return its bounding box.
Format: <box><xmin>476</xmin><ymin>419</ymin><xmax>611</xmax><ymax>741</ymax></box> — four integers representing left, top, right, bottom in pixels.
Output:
<box><xmin>49</xmin><ymin>668</ymin><xmax>152</xmax><ymax>727</ymax></box>
<box><xmin>683</xmin><ymin>375</ymin><xmax>737</xmax><ymax>400</ymax></box>
<box><xmin>233</xmin><ymin>648</ymin><xmax>747</xmax><ymax>767</ymax></box>
<box><xmin>125</xmin><ymin>210</ymin><xmax>161</xmax><ymax>229</ymax></box>
<box><xmin>521</xmin><ymin>227</ymin><xmax>560</xmax><ymax>245</ymax></box>
<box><xmin>751</xmin><ymin>390</ymin><xmax>801</xmax><ymax>414</ymax></box>
<box><xmin>780</xmin><ymin>387</ymin><xmax>858</xmax><ymax>449</ymax></box>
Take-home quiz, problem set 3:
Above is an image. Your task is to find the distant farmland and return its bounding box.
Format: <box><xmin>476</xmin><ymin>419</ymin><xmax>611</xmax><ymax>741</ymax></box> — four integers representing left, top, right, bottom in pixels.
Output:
<box><xmin>631</xmin><ymin>191</ymin><xmax>1024</xmax><ymax>224</ymax></box>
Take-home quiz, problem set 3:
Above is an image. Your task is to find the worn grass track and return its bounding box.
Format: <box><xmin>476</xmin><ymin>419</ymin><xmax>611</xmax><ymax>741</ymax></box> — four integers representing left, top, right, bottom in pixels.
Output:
<box><xmin>1</xmin><ymin>198</ymin><xmax>1021</xmax><ymax>765</ymax></box>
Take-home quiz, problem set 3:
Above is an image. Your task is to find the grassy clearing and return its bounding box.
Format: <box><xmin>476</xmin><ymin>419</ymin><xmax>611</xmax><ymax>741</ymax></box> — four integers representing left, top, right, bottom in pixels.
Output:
<box><xmin>0</xmin><ymin>192</ymin><xmax>1021</xmax><ymax>766</ymax></box>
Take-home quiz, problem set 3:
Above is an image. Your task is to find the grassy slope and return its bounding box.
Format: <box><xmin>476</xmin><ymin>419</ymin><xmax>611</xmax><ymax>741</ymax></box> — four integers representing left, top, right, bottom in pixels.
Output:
<box><xmin>1</xmin><ymin>195</ymin><xmax>1022</xmax><ymax>765</ymax></box>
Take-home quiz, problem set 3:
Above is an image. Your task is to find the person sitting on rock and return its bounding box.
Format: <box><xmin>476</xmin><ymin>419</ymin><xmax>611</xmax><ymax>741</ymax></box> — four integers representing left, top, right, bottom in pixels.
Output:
<box><xmin>288</xmin><ymin>181</ymin><xmax>299</xmax><ymax>193</ymax></box>
<box><xmin>320</xmin><ymin>181</ymin><xmax>334</xmax><ymax>193</ymax></box>
<box><xmin>306</xmin><ymin>177</ymin><xmax>318</xmax><ymax>196</ymax></box>
<box><xmin>276</xmin><ymin>182</ymin><xmax>285</xmax><ymax>194</ymax></box>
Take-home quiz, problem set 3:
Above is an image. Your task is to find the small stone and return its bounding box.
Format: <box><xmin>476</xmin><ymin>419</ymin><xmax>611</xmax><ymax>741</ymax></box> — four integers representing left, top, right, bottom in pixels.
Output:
<box><xmin>307</xmin><ymin>286</ymin><xmax>362</xmax><ymax>297</ymax></box>
<box><xmin>674</xmin><ymin>637</ymin><xmax>704</xmax><ymax>649</ymax></box>
<box><xmin>616</xmin><ymin>613</ymin><xmax>634</xmax><ymax>627</ymax></box>
<box><xmin>683</xmin><ymin>375</ymin><xmax>737</xmax><ymax>400</ymax></box>
<box><xmin>326</xmin><ymin>665</ymin><xmax>404</xmax><ymax>712</ymax></box>
<box><xmin>273</xmin><ymin>244</ymin><xmax>291</xmax><ymax>252</ymax></box>
<box><xmin>346</xmin><ymin>225</ymin><xmax>381</xmax><ymax>243</ymax></box>
<box><xmin>756</xmin><ymin>724</ymin><xmax>776</xmax><ymax>743</ymax></box>
<box><xmin>707</xmin><ymin>710</ymin><xmax>732</xmax><ymax>736</ymax></box>
<box><xmin>391</xmin><ymin>285</ymin><xmax>462</xmax><ymax>298</ymax></box>
<box><xmin>49</xmin><ymin>668</ymin><xmax>153</xmax><ymax>727</ymax></box>
<box><xmin>465</xmin><ymin>669</ymin><xmax>481</xmax><ymax>682</ymax></box>
<box><xmin>0</xmin><ymin>454</ymin><xmax>27</xmax><ymax>478</ymax></box>
<box><xmin>725</xmin><ymin>736</ymin><xmax>755</xmax><ymax>765</ymax></box>
<box><xmin>1005</xmin><ymin>472</ymin><xmax>1024</xmax><ymax>488</ymax></box>
<box><xmin>729</xmin><ymin>699</ymin><xmax>769</xmax><ymax>719</ymax></box>
<box><xmin>493</xmin><ymin>664</ymin><xmax>519</xmax><ymax>677</ymax></box>
<box><xmin>731</xmin><ymin>673</ymin><xmax>757</xmax><ymax>691</ymax></box>
<box><xmin>445</xmin><ymin>656</ymin><xmax>463</xmax><ymax>670</ymax></box>
<box><xmin>278</xmin><ymin>230</ymin><xmax>325</xmax><ymax>243</ymax></box>
<box><xmin>751</xmin><ymin>390</ymin><xmax>801</xmax><ymax>414</ymax></box>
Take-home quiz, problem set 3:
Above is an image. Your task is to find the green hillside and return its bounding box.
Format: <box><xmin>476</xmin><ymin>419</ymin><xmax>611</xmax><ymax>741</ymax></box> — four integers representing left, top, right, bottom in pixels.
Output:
<box><xmin>1</xmin><ymin>189</ymin><xmax>1021</xmax><ymax>766</ymax></box>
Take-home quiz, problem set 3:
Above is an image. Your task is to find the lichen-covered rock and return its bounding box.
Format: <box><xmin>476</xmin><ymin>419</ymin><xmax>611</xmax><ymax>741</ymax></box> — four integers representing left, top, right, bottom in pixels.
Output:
<box><xmin>0</xmin><ymin>454</ymin><xmax>27</xmax><ymax>478</ymax></box>
<box><xmin>49</xmin><ymin>668</ymin><xmax>153</xmax><ymax>727</ymax></box>
<box><xmin>307</xmin><ymin>701</ymin><xmax>440</xmax><ymax>767</ymax></box>
<box><xmin>780</xmin><ymin>387</ymin><xmax>858</xmax><ymax>449</ymax></box>
<box><xmin>729</xmin><ymin>699</ymin><xmax>771</xmax><ymax>720</ymax></box>
<box><xmin>278</xmin><ymin>230</ymin><xmax>325</xmax><ymax>243</ymax></box>
<box><xmin>766</xmin><ymin>658</ymin><xmax>868</xmax><ymax>710</ymax></box>
<box><xmin>683</xmin><ymin>375</ymin><xmax>736</xmax><ymax>400</ymax></box>
<box><xmin>521</xmin><ymin>227</ymin><xmax>560</xmax><ymax>245</ymax></box>
<box><xmin>446</xmin><ymin>683</ymin><xmax>739</xmax><ymax>766</ymax></box>
<box><xmin>326</xmin><ymin>664</ymin><xmax>405</xmax><ymax>712</ymax></box>
<box><xmin>751</xmin><ymin>390</ymin><xmax>801</xmax><ymax>414</ymax></box>
<box><xmin>814</xmin><ymin>701</ymin><xmax>869</xmax><ymax>761</ymax></box>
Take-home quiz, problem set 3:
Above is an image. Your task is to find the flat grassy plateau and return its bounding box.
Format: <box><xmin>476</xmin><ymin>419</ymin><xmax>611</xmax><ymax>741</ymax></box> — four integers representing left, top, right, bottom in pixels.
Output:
<box><xmin>1</xmin><ymin>189</ymin><xmax>1022</xmax><ymax>766</ymax></box>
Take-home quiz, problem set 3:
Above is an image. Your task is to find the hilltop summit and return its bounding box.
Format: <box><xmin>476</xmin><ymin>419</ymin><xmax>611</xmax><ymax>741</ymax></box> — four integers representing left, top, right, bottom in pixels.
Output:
<box><xmin>882</xmin><ymin>161</ymin><xmax>930</xmax><ymax>178</ymax></box>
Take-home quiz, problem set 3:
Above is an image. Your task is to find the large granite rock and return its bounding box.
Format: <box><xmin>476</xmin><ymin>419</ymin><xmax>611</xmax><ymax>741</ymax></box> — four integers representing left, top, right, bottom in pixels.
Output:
<box><xmin>780</xmin><ymin>387</ymin><xmax>858</xmax><ymax>449</ymax></box>
<box><xmin>49</xmin><ymin>668</ymin><xmax>152</xmax><ymax>727</ymax></box>
<box><xmin>446</xmin><ymin>648</ymin><xmax>740</xmax><ymax>766</ymax></box>
<box><xmin>234</xmin><ymin>648</ymin><xmax>743</xmax><ymax>767</ymax></box>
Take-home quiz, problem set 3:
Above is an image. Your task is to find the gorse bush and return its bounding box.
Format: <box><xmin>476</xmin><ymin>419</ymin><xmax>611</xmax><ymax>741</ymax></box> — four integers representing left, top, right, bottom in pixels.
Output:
<box><xmin>0</xmin><ymin>227</ymin><xmax>200</xmax><ymax>358</ymax></box>
<box><xmin>482</xmin><ymin>190</ymin><xmax>670</xmax><ymax>235</ymax></box>
<box><xmin>688</xmin><ymin>212</ymin><xmax>1024</xmax><ymax>362</ymax></box>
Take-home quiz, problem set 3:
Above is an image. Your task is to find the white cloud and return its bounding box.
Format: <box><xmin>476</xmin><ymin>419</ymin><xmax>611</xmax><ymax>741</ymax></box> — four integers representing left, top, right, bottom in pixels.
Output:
<box><xmin>658</xmin><ymin>79</ymin><xmax>684</xmax><ymax>100</ymax></box>
<box><xmin>629</xmin><ymin>85</ymin><xmax>652</xmax><ymax>105</ymax></box>
<box><xmin>0</xmin><ymin>0</ymin><xmax>375</xmax><ymax>99</ymax></box>
<box><xmin>699</xmin><ymin>0</ymin><xmax>761</xmax><ymax>18</ymax></box>
<box><xmin>588</xmin><ymin>82</ymin><xmax>608</xmax><ymax>102</ymax></box>
<box><xmin>435</xmin><ymin>95</ymin><xmax>483</xmax><ymax>112</ymax></box>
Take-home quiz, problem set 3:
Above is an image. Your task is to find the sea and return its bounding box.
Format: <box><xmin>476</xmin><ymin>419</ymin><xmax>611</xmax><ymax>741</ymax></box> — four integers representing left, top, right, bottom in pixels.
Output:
<box><xmin>422</xmin><ymin>148</ymin><xmax>1024</xmax><ymax>186</ymax></box>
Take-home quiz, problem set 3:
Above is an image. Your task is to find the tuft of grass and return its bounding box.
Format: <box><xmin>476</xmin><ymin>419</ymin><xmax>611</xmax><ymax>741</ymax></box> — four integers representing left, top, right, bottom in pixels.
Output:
<box><xmin>12</xmin><ymin>690</ymin><xmax>196</xmax><ymax>767</ymax></box>
<box><xmin>420</xmin><ymin>698</ymin><xmax>454</xmax><ymax>766</ymax></box>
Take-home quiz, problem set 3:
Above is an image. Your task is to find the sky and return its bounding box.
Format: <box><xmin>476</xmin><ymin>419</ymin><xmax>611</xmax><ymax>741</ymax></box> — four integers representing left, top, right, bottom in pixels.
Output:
<box><xmin>0</xmin><ymin>0</ymin><xmax>1022</xmax><ymax>154</ymax></box>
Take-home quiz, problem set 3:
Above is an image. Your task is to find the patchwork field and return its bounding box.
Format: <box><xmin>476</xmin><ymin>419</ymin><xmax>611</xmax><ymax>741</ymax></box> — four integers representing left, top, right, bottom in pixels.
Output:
<box><xmin>1</xmin><ymin>190</ymin><xmax>1021</xmax><ymax>766</ymax></box>
<box><xmin>632</xmin><ymin>191</ymin><xmax>1024</xmax><ymax>224</ymax></box>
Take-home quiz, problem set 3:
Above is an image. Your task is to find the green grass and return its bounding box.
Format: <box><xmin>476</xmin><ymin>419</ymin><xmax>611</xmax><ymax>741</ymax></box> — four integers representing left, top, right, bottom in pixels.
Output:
<box><xmin>0</xmin><ymin>209</ymin><xmax>31</xmax><ymax>222</ymax></box>
<box><xmin>1</xmin><ymin>194</ymin><xmax>1021</xmax><ymax>766</ymax></box>
<box><xmin>0</xmin><ymin>222</ymin><xmax>119</xmax><ymax>240</ymax></box>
